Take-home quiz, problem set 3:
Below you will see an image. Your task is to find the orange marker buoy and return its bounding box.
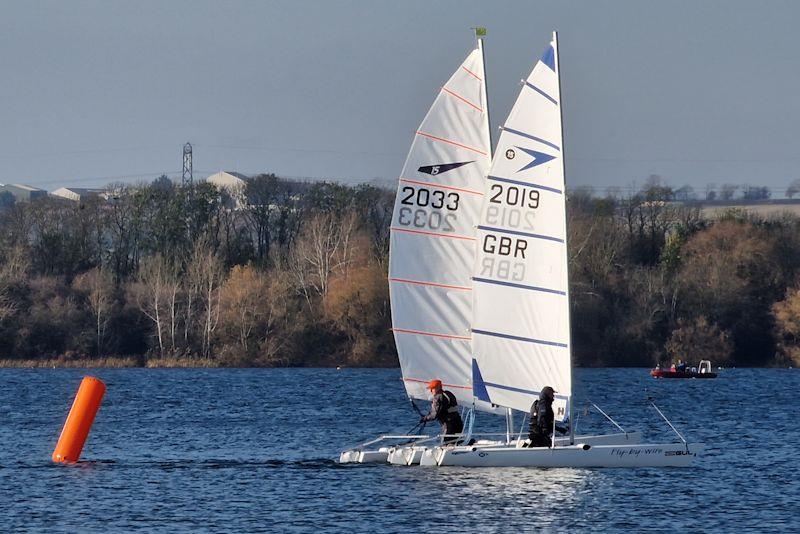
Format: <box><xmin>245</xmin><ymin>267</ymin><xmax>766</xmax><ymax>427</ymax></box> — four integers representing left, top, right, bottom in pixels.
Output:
<box><xmin>52</xmin><ymin>376</ymin><xmax>106</xmax><ymax>463</ymax></box>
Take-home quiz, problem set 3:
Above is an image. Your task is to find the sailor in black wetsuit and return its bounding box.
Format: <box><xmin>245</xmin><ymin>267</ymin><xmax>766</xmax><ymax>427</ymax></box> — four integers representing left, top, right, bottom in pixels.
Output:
<box><xmin>420</xmin><ymin>379</ymin><xmax>464</xmax><ymax>444</ymax></box>
<box><xmin>527</xmin><ymin>386</ymin><xmax>568</xmax><ymax>447</ymax></box>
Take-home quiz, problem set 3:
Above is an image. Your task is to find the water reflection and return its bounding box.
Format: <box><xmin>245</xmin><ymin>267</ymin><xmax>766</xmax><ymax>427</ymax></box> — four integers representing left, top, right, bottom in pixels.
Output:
<box><xmin>437</xmin><ymin>466</ymin><xmax>590</xmax><ymax>503</ymax></box>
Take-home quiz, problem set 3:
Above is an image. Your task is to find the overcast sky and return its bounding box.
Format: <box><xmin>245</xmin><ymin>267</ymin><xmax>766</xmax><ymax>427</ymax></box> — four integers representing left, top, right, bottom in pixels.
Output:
<box><xmin>2</xmin><ymin>0</ymin><xmax>799</xmax><ymax>194</ymax></box>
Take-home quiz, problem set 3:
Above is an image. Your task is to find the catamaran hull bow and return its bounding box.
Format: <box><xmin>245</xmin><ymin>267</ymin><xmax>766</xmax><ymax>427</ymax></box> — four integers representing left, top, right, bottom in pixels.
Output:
<box><xmin>339</xmin><ymin>448</ymin><xmax>392</xmax><ymax>464</ymax></box>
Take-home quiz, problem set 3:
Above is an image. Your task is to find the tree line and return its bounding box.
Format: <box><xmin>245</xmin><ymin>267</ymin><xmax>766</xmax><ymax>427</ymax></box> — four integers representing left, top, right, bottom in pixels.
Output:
<box><xmin>1</xmin><ymin>174</ymin><xmax>799</xmax><ymax>367</ymax></box>
<box><xmin>579</xmin><ymin>175</ymin><xmax>800</xmax><ymax>201</ymax></box>
<box><xmin>0</xmin><ymin>176</ymin><xmax>395</xmax><ymax>366</ymax></box>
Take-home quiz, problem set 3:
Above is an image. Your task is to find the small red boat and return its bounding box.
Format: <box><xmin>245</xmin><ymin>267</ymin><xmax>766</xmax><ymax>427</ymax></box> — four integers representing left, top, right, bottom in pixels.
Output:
<box><xmin>650</xmin><ymin>360</ymin><xmax>717</xmax><ymax>379</ymax></box>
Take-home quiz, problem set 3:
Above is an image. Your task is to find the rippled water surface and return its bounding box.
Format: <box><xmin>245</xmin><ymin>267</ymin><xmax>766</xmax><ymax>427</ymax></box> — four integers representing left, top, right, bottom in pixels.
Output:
<box><xmin>1</xmin><ymin>368</ymin><xmax>798</xmax><ymax>532</ymax></box>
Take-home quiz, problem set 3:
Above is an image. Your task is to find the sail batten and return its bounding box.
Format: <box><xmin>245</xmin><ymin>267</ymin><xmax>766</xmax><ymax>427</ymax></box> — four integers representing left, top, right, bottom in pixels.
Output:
<box><xmin>471</xmin><ymin>34</ymin><xmax>572</xmax><ymax>414</ymax></box>
<box><xmin>390</xmin><ymin>47</ymin><xmax>492</xmax><ymax>407</ymax></box>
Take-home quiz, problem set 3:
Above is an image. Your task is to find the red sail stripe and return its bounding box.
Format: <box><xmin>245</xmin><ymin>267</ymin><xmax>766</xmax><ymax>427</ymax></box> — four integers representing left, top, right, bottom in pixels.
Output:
<box><xmin>404</xmin><ymin>377</ymin><xmax>472</xmax><ymax>390</ymax></box>
<box><xmin>392</xmin><ymin>328</ymin><xmax>471</xmax><ymax>340</ymax></box>
<box><xmin>441</xmin><ymin>87</ymin><xmax>483</xmax><ymax>112</ymax></box>
<box><xmin>390</xmin><ymin>278</ymin><xmax>472</xmax><ymax>291</ymax></box>
<box><xmin>390</xmin><ymin>227</ymin><xmax>475</xmax><ymax>241</ymax></box>
<box><xmin>399</xmin><ymin>178</ymin><xmax>483</xmax><ymax>196</ymax></box>
<box><xmin>415</xmin><ymin>131</ymin><xmax>488</xmax><ymax>156</ymax></box>
<box><xmin>461</xmin><ymin>66</ymin><xmax>482</xmax><ymax>81</ymax></box>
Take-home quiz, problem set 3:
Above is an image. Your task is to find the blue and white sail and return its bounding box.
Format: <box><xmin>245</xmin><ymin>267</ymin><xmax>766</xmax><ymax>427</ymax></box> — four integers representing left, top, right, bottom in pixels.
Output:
<box><xmin>389</xmin><ymin>44</ymin><xmax>492</xmax><ymax>405</ymax></box>
<box><xmin>471</xmin><ymin>33</ymin><xmax>572</xmax><ymax>416</ymax></box>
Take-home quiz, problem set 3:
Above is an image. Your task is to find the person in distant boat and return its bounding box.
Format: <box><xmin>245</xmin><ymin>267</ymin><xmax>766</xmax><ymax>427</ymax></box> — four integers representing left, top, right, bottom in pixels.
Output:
<box><xmin>677</xmin><ymin>359</ymin><xmax>687</xmax><ymax>372</ymax></box>
<box><xmin>419</xmin><ymin>379</ymin><xmax>464</xmax><ymax>444</ymax></box>
<box><xmin>527</xmin><ymin>386</ymin><xmax>568</xmax><ymax>448</ymax></box>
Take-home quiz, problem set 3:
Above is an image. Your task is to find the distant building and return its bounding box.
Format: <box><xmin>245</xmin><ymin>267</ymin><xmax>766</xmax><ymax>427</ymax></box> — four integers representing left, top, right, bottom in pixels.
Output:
<box><xmin>206</xmin><ymin>171</ymin><xmax>249</xmax><ymax>207</ymax></box>
<box><xmin>207</xmin><ymin>171</ymin><xmax>249</xmax><ymax>193</ymax></box>
<box><xmin>0</xmin><ymin>183</ymin><xmax>48</xmax><ymax>202</ymax></box>
<box><xmin>51</xmin><ymin>187</ymin><xmax>106</xmax><ymax>203</ymax></box>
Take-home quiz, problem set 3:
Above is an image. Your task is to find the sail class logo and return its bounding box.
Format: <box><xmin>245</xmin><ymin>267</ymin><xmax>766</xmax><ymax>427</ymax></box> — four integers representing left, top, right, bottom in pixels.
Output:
<box><xmin>418</xmin><ymin>161</ymin><xmax>473</xmax><ymax>176</ymax></box>
<box><xmin>514</xmin><ymin>146</ymin><xmax>556</xmax><ymax>172</ymax></box>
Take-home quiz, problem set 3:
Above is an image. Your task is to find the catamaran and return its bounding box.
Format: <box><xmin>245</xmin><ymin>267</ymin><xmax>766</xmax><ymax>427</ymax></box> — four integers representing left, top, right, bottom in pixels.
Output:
<box><xmin>419</xmin><ymin>32</ymin><xmax>703</xmax><ymax>467</ymax></box>
<box><xmin>340</xmin><ymin>35</ymin><xmax>501</xmax><ymax>465</ymax></box>
<box><xmin>340</xmin><ymin>31</ymin><xmax>658</xmax><ymax>466</ymax></box>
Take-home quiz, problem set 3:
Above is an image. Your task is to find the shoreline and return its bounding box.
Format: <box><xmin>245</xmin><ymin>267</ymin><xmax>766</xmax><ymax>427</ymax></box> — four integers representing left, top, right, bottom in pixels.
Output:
<box><xmin>0</xmin><ymin>357</ymin><xmax>219</xmax><ymax>369</ymax></box>
<box><xmin>0</xmin><ymin>358</ymin><xmax>400</xmax><ymax>369</ymax></box>
<box><xmin>0</xmin><ymin>359</ymin><xmax>781</xmax><ymax>369</ymax></box>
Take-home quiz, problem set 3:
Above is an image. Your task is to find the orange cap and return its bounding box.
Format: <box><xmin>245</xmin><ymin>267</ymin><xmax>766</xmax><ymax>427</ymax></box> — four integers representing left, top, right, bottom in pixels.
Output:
<box><xmin>427</xmin><ymin>379</ymin><xmax>442</xmax><ymax>390</ymax></box>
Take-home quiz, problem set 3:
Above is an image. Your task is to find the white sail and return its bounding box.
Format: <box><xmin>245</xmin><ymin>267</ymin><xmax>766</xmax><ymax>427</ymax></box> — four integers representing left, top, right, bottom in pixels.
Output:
<box><xmin>389</xmin><ymin>46</ymin><xmax>492</xmax><ymax>405</ymax></box>
<box><xmin>471</xmin><ymin>33</ymin><xmax>572</xmax><ymax>414</ymax></box>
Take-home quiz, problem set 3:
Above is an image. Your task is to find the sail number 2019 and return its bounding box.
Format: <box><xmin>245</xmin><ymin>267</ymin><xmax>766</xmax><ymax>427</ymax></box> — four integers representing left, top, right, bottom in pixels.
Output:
<box><xmin>489</xmin><ymin>184</ymin><xmax>539</xmax><ymax>208</ymax></box>
<box><xmin>486</xmin><ymin>184</ymin><xmax>540</xmax><ymax>230</ymax></box>
<box><xmin>398</xmin><ymin>186</ymin><xmax>459</xmax><ymax>232</ymax></box>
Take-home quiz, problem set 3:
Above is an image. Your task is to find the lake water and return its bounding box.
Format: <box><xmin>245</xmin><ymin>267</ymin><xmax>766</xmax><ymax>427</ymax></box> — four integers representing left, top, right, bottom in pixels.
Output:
<box><xmin>1</xmin><ymin>368</ymin><xmax>798</xmax><ymax>532</ymax></box>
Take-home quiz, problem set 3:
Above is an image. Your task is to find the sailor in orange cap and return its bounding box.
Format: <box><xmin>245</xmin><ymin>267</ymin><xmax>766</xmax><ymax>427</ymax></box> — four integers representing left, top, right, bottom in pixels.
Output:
<box><xmin>419</xmin><ymin>379</ymin><xmax>464</xmax><ymax>444</ymax></box>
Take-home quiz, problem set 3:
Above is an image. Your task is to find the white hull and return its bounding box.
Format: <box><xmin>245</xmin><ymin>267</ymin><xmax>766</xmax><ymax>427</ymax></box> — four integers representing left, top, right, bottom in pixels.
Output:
<box><xmin>383</xmin><ymin>431</ymin><xmax>642</xmax><ymax>466</ymax></box>
<box><xmin>423</xmin><ymin>442</ymin><xmax>704</xmax><ymax>468</ymax></box>
<box><xmin>387</xmin><ymin>446</ymin><xmax>424</xmax><ymax>465</ymax></box>
<box><xmin>338</xmin><ymin>447</ymin><xmax>391</xmax><ymax>464</ymax></box>
<box><xmin>553</xmin><ymin>431</ymin><xmax>641</xmax><ymax>447</ymax></box>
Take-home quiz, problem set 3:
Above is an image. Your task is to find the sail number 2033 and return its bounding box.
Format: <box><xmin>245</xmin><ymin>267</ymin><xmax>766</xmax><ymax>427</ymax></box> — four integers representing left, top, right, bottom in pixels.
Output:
<box><xmin>400</xmin><ymin>186</ymin><xmax>460</xmax><ymax>210</ymax></box>
<box><xmin>398</xmin><ymin>186</ymin><xmax>459</xmax><ymax>232</ymax></box>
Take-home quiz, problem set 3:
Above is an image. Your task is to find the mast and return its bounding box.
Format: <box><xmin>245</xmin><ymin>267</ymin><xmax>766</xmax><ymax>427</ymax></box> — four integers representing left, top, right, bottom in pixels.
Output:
<box><xmin>475</xmin><ymin>27</ymin><xmax>493</xmax><ymax>159</ymax></box>
<box><xmin>476</xmin><ymin>27</ymin><xmax>508</xmax><ymax>431</ymax></box>
<box><xmin>553</xmin><ymin>30</ymin><xmax>575</xmax><ymax>446</ymax></box>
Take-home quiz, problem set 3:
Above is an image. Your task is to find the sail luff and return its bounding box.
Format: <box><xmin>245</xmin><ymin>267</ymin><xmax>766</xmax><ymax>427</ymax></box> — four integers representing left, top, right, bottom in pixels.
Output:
<box><xmin>477</xmin><ymin>37</ymin><xmax>493</xmax><ymax>160</ymax></box>
<box><xmin>553</xmin><ymin>31</ymin><xmax>575</xmax><ymax>444</ymax></box>
<box><xmin>553</xmin><ymin>30</ymin><xmax>576</xmax><ymax>440</ymax></box>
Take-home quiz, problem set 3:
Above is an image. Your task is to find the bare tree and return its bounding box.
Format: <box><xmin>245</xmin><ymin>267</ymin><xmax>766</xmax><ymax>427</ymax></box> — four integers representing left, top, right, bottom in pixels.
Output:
<box><xmin>219</xmin><ymin>265</ymin><xmax>264</xmax><ymax>352</ymax></box>
<box><xmin>186</xmin><ymin>237</ymin><xmax>224</xmax><ymax>358</ymax></box>
<box><xmin>73</xmin><ymin>266</ymin><xmax>115</xmax><ymax>356</ymax></box>
<box><xmin>0</xmin><ymin>246</ymin><xmax>29</xmax><ymax>322</ymax></box>
<box><xmin>105</xmin><ymin>184</ymin><xmax>145</xmax><ymax>279</ymax></box>
<box><xmin>786</xmin><ymin>179</ymin><xmax>800</xmax><ymax>199</ymax></box>
<box><xmin>243</xmin><ymin>174</ymin><xmax>278</xmax><ymax>262</ymax></box>
<box><xmin>183</xmin><ymin>253</ymin><xmax>201</xmax><ymax>346</ymax></box>
<box><xmin>705</xmin><ymin>183</ymin><xmax>717</xmax><ymax>201</ymax></box>
<box><xmin>674</xmin><ymin>184</ymin><xmax>695</xmax><ymax>202</ymax></box>
<box><xmin>720</xmin><ymin>183</ymin><xmax>739</xmax><ymax>201</ymax></box>
<box><xmin>0</xmin><ymin>276</ymin><xmax>15</xmax><ymax>322</ymax></box>
<box><xmin>132</xmin><ymin>255</ymin><xmax>176</xmax><ymax>357</ymax></box>
<box><xmin>165</xmin><ymin>265</ymin><xmax>182</xmax><ymax>352</ymax></box>
<box><xmin>288</xmin><ymin>211</ymin><xmax>357</xmax><ymax>306</ymax></box>
<box><xmin>258</xmin><ymin>268</ymin><xmax>293</xmax><ymax>363</ymax></box>
<box><xmin>605</xmin><ymin>186</ymin><xmax>622</xmax><ymax>199</ymax></box>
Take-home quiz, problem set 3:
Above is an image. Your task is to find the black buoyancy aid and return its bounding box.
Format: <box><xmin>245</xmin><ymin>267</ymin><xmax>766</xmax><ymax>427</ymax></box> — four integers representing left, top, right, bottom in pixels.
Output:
<box><xmin>529</xmin><ymin>398</ymin><xmax>552</xmax><ymax>435</ymax></box>
<box><xmin>443</xmin><ymin>390</ymin><xmax>460</xmax><ymax>415</ymax></box>
<box><xmin>530</xmin><ymin>399</ymin><xmax>540</xmax><ymax>420</ymax></box>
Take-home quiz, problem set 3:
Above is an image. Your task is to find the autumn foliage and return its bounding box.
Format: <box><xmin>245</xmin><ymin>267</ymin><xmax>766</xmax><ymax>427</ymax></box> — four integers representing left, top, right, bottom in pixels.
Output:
<box><xmin>2</xmin><ymin>175</ymin><xmax>800</xmax><ymax>367</ymax></box>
